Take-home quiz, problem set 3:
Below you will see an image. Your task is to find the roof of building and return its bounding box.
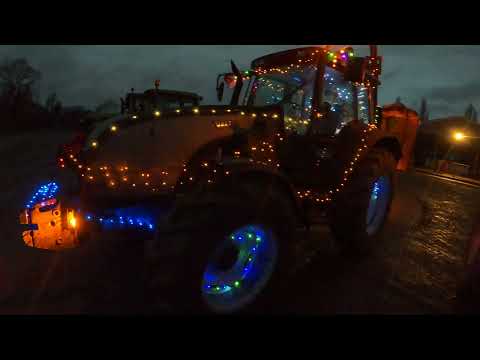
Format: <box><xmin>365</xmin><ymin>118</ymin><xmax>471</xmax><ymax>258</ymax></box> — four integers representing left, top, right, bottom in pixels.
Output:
<box><xmin>383</xmin><ymin>101</ymin><xmax>419</xmax><ymax>117</ymax></box>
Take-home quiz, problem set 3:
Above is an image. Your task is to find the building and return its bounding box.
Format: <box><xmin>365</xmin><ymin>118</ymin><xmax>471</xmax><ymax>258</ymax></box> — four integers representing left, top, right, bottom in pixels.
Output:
<box><xmin>381</xmin><ymin>101</ymin><xmax>420</xmax><ymax>171</ymax></box>
<box><xmin>414</xmin><ymin>116</ymin><xmax>480</xmax><ymax>177</ymax></box>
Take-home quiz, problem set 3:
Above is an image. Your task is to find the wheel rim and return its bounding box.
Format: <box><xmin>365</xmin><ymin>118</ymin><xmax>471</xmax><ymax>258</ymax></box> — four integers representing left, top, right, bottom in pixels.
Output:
<box><xmin>201</xmin><ymin>224</ymin><xmax>278</xmax><ymax>314</ymax></box>
<box><xmin>366</xmin><ymin>175</ymin><xmax>391</xmax><ymax>236</ymax></box>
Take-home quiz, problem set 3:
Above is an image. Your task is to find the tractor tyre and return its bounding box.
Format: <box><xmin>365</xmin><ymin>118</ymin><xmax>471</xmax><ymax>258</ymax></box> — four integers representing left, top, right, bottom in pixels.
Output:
<box><xmin>329</xmin><ymin>147</ymin><xmax>397</xmax><ymax>256</ymax></box>
<box><xmin>145</xmin><ymin>176</ymin><xmax>296</xmax><ymax>314</ymax></box>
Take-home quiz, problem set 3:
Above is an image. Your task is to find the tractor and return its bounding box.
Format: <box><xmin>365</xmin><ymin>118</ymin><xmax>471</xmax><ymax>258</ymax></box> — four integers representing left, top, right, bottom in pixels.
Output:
<box><xmin>20</xmin><ymin>45</ymin><xmax>407</xmax><ymax>314</ymax></box>
<box><xmin>57</xmin><ymin>81</ymin><xmax>203</xmax><ymax>168</ymax></box>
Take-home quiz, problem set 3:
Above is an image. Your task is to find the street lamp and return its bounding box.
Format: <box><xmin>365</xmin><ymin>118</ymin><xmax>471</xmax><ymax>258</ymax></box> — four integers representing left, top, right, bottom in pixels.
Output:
<box><xmin>453</xmin><ymin>131</ymin><xmax>466</xmax><ymax>142</ymax></box>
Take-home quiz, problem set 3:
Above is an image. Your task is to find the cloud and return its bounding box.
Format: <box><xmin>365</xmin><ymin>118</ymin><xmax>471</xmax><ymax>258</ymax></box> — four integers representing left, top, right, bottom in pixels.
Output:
<box><xmin>429</xmin><ymin>81</ymin><xmax>480</xmax><ymax>103</ymax></box>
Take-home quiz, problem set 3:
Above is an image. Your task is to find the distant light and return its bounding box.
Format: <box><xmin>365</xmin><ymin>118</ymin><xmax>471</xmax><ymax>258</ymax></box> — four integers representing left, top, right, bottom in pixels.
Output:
<box><xmin>154</xmin><ymin>110</ymin><xmax>161</xmax><ymax>117</ymax></box>
<box><xmin>132</xmin><ymin>115</ymin><xmax>138</xmax><ymax>119</ymax></box>
<box><xmin>111</xmin><ymin>125</ymin><xmax>117</xmax><ymax>132</ymax></box>
<box><xmin>453</xmin><ymin>131</ymin><xmax>466</xmax><ymax>141</ymax></box>
<box><xmin>91</xmin><ymin>141</ymin><xmax>98</xmax><ymax>147</ymax></box>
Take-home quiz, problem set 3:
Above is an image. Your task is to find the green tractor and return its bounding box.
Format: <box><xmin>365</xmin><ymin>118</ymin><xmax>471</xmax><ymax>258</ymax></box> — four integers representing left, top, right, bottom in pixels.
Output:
<box><xmin>20</xmin><ymin>46</ymin><xmax>403</xmax><ymax>314</ymax></box>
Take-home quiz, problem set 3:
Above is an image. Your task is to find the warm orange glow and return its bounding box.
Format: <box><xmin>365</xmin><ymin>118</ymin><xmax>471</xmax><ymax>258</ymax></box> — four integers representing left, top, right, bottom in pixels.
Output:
<box><xmin>453</xmin><ymin>131</ymin><xmax>466</xmax><ymax>141</ymax></box>
<box><xmin>154</xmin><ymin>111</ymin><xmax>161</xmax><ymax>117</ymax></box>
<box><xmin>69</xmin><ymin>217</ymin><xmax>77</xmax><ymax>228</ymax></box>
<box><xmin>111</xmin><ymin>125</ymin><xmax>117</xmax><ymax>132</ymax></box>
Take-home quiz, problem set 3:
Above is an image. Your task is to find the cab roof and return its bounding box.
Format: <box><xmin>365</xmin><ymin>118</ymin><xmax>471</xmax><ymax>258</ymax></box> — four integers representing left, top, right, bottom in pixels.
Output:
<box><xmin>251</xmin><ymin>46</ymin><xmax>322</xmax><ymax>69</ymax></box>
<box><xmin>133</xmin><ymin>89</ymin><xmax>203</xmax><ymax>101</ymax></box>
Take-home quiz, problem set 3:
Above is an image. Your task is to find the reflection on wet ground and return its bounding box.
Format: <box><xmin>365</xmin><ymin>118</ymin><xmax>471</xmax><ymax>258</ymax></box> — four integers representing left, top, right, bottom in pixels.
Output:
<box><xmin>284</xmin><ymin>173</ymin><xmax>480</xmax><ymax>314</ymax></box>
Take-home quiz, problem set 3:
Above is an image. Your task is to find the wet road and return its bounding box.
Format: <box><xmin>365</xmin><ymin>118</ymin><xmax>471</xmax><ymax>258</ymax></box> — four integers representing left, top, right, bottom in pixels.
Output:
<box><xmin>0</xmin><ymin>132</ymin><xmax>479</xmax><ymax>314</ymax></box>
<box><xmin>284</xmin><ymin>171</ymin><xmax>480</xmax><ymax>314</ymax></box>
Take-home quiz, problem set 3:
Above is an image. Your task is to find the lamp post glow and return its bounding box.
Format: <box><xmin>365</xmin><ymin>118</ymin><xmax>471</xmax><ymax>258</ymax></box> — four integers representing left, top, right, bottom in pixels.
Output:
<box><xmin>453</xmin><ymin>131</ymin><xmax>466</xmax><ymax>142</ymax></box>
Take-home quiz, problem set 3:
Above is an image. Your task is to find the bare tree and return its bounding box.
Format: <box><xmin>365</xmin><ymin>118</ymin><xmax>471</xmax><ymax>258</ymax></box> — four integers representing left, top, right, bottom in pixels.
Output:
<box><xmin>419</xmin><ymin>97</ymin><xmax>429</xmax><ymax>123</ymax></box>
<box><xmin>45</xmin><ymin>92</ymin><xmax>58</xmax><ymax>112</ymax></box>
<box><xmin>0</xmin><ymin>58</ymin><xmax>41</xmax><ymax>127</ymax></box>
<box><xmin>465</xmin><ymin>104</ymin><xmax>476</xmax><ymax>122</ymax></box>
<box><xmin>0</xmin><ymin>58</ymin><xmax>41</xmax><ymax>96</ymax></box>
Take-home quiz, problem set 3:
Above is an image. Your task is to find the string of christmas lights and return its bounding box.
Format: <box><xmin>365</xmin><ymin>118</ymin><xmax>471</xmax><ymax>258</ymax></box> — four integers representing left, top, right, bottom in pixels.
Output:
<box><xmin>56</xmin><ymin>46</ymin><xmax>382</xmax><ymax>217</ymax></box>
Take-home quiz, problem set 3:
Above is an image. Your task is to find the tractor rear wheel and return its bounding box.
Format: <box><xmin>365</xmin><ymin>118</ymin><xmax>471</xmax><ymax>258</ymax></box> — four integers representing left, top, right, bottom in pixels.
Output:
<box><xmin>329</xmin><ymin>147</ymin><xmax>397</xmax><ymax>256</ymax></box>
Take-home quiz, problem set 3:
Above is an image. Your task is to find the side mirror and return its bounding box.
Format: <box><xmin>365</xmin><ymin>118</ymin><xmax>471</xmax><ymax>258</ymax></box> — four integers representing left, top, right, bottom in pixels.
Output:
<box><xmin>216</xmin><ymin>82</ymin><xmax>225</xmax><ymax>102</ymax></box>
<box><xmin>344</xmin><ymin>57</ymin><xmax>367</xmax><ymax>83</ymax></box>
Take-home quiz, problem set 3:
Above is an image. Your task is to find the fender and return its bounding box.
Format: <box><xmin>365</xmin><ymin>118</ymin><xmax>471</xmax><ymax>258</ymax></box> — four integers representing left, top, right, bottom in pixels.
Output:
<box><xmin>181</xmin><ymin>136</ymin><xmax>305</xmax><ymax>224</ymax></box>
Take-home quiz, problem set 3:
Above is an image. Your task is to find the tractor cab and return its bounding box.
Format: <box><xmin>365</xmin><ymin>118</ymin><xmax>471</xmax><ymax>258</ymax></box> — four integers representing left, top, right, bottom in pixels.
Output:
<box><xmin>121</xmin><ymin>80</ymin><xmax>203</xmax><ymax>117</ymax></box>
<box><xmin>215</xmin><ymin>46</ymin><xmax>385</xmax><ymax>189</ymax></box>
<box><xmin>217</xmin><ymin>46</ymin><xmax>382</xmax><ymax>137</ymax></box>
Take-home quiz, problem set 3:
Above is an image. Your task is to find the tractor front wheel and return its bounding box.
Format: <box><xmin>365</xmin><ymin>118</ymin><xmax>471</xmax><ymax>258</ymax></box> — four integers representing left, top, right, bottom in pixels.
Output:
<box><xmin>146</xmin><ymin>178</ymin><xmax>296</xmax><ymax>314</ymax></box>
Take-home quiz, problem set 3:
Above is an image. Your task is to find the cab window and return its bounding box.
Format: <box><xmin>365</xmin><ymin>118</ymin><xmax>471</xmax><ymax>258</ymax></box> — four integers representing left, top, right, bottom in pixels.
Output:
<box><xmin>357</xmin><ymin>85</ymin><xmax>370</xmax><ymax>125</ymax></box>
<box><xmin>313</xmin><ymin>66</ymin><xmax>356</xmax><ymax>135</ymax></box>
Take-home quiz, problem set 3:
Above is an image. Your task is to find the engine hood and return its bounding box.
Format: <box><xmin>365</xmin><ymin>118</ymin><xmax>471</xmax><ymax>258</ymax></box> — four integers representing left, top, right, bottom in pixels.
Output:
<box><xmin>80</xmin><ymin>111</ymin><xmax>255</xmax><ymax>199</ymax></box>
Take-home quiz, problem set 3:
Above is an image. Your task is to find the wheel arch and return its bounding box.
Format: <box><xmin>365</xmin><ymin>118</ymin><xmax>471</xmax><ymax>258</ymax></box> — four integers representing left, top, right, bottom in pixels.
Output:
<box><xmin>228</xmin><ymin>165</ymin><xmax>304</xmax><ymax>224</ymax></box>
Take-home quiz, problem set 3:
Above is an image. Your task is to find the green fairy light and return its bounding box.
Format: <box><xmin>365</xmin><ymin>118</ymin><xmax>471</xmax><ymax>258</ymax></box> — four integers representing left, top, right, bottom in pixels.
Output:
<box><xmin>234</xmin><ymin>281</ymin><xmax>240</xmax><ymax>288</ymax></box>
<box><xmin>256</xmin><ymin>236</ymin><xmax>261</xmax><ymax>242</ymax></box>
<box><xmin>247</xmin><ymin>233</ymin><xmax>253</xmax><ymax>239</ymax></box>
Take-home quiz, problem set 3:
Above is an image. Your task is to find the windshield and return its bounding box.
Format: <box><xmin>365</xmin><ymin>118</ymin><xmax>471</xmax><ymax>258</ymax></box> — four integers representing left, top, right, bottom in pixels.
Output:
<box><xmin>126</xmin><ymin>94</ymin><xmax>198</xmax><ymax>114</ymax></box>
<box><xmin>246</xmin><ymin>65</ymin><xmax>317</xmax><ymax>135</ymax></box>
<box><xmin>247</xmin><ymin>65</ymin><xmax>317</xmax><ymax>107</ymax></box>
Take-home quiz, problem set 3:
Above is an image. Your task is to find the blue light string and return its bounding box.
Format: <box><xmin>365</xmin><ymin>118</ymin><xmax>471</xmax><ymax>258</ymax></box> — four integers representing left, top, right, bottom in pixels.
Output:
<box><xmin>84</xmin><ymin>213</ymin><xmax>155</xmax><ymax>231</ymax></box>
<box><xmin>25</xmin><ymin>182</ymin><xmax>59</xmax><ymax>209</ymax></box>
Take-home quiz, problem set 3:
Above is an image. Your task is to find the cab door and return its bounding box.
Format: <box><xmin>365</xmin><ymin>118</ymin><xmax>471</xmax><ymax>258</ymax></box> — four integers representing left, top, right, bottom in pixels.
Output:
<box><xmin>279</xmin><ymin>66</ymin><xmax>360</xmax><ymax>191</ymax></box>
